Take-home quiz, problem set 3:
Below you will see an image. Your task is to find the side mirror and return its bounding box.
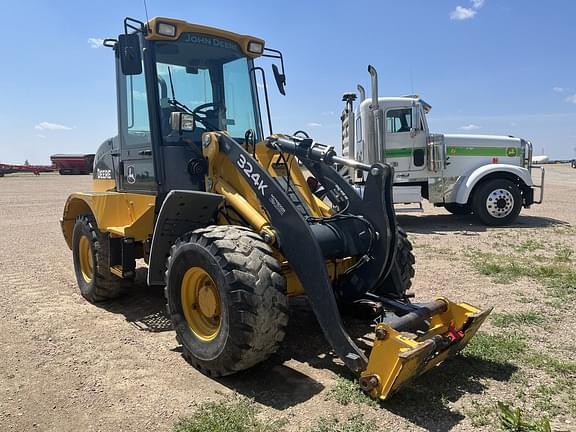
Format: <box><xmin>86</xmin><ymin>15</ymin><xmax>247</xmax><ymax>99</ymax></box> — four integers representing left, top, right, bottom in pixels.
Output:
<box><xmin>411</xmin><ymin>102</ymin><xmax>421</xmax><ymax>136</ymax></box>
<box><xmin>118</xmin><ymin>33</ymin><xmax>142</xmax><ymax>75</ymax></box>
<box><xmin>170</xmin><ymin>112</ymin><xmax>196</xmax><ymax>134</ymax></box>
<box><xmin>272</xmin><ymin>64</ymin><xmax>286</xmax><ymax>96</ymax></box>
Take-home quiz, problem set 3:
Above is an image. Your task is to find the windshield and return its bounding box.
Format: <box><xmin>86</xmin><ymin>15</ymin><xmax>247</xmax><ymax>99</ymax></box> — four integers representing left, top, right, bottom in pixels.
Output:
<box><xmin>155</xmin><ymin>32</ymin><xmax>261</xmax><ymax>142</ymax></box>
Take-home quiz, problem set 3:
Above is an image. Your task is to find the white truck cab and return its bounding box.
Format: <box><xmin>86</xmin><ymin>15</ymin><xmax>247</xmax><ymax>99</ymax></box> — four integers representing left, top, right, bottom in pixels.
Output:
<box><xmin>340</xmin><ymin>66</ymin><xmax>544</xmax><ymax>226</ymax></box>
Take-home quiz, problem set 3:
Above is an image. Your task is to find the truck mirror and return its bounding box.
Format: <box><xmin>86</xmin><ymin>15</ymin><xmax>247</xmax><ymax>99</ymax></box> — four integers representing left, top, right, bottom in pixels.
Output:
<box><xmin>272</xmin><ymin>64</ymin><xmax>286</xmax><ymax>95</ymax></box>
<box><xmin>411</xmin><ymin>102</ymin><xmax>421</xmax><ymax>135</ymax></box>
<box><xmin>118</xmin><ymin>33</ymin><xmax>142</xmax><ymax>75</ymax></box>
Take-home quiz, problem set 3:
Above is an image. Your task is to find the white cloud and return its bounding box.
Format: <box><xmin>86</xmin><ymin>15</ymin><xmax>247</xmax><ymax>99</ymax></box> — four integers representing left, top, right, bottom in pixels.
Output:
<box><xmin>88</xmin><ymin>37</ymin><xmax>104</xmax><ymax>49</ymax></box>
<box><xmin>450</xmin><ymin>0</ymin><xmax>484</xmax><ymax>20</ymax></box>
<box><xmin>36</xmin><ymin>134</ymin><xmax>46</xmax><ymax>139</ymax></box>
<box><xmin>34</xmin><ymin>121</ymin><xmax>73</xmax><ymax>131</ymax></box>
<box><xmin>553</xmin><ymin>87</ymin><xmax>566</xmax><ymax>93</ymax></box>
<box><xmin>459</xmin><ymin>124</ymin><xmax>481</xmax><ymax>130</ymax></box>
<box><xmin>307</xmin><ymin>122</ymin><xmax>322</xmax><ymax>127</ymax></box>
<box><xmin>450</xmin><ymin>6</ymin><xmax>477</xmax><ymax>20</ymax></box>
<box><xmin>566</xmin><ymin>94</ymin><xmax>576</xmax><ymax>104</ymax></box>
<box><xmin>321</xmin><ymin>111</ymin><xmax>335</xmax><ymax>116</ymax></box>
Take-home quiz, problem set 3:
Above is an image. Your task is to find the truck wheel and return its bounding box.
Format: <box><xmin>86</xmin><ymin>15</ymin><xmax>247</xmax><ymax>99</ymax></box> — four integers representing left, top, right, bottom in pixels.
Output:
<box><xmin>444</xmin><ymin>203</ymin><xmax>472</xmax><ymax>215</ymax></box>
<box><xmin>72</xmin><ymin>215</ymin><xmax>129</xmax><ymax>303</ymax></box>
<box><xmin>165</xmin><ymin>225</ymin><xmax>289</xmax><ymax>377</ymax></box>
<box><xmin>472</xmin><ymin>179</ymin><xmax>522</xmax><ymax>226</ymax></box>
<box><xmin>370</xmin><ymin>227</ymin><xmax>415</xmax><ymax>298</ymax></box>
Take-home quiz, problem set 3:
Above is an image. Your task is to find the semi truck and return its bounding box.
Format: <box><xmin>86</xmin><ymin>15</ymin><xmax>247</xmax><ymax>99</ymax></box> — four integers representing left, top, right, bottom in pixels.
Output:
<box><xmin>340</xmin><ymin>66</ymin><xmax>544</xmax><ymax>226</ymax></box>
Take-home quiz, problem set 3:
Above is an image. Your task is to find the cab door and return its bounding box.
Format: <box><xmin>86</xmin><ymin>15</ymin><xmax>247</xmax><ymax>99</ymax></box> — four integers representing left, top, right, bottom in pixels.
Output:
<box><xmin>385</xmin><ymin>106</ymin><xmax>427</xmax><ymax>176</ymax></box>
<box><xmin>385</xmin><ymin>107</ymin><xmax>413</xmax><ymax>174</ymax></box>
<box><xmin>117</xmin><ymin>67</ymin><xmax>156</xmax><ymax>193</ymax></box>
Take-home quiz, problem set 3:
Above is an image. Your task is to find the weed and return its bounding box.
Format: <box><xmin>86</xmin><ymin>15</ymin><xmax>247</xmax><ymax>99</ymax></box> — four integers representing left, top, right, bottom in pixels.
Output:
<box><xmin>326</xmin><ymin>376</ymin><xmax>378</xmax><ymax>408</ymax></box>
<box><xmin>307</xmin><ymin>414</ymin><xmax>378</xmax><ymax>432</ymax></box>
<box><xmin>498</xmin><ymin>402</ymin><xmax>552</xmax><ymax>431</ymax></box>
<box><xmin>463</xmin><ymin>332</ymin><xmax>526</xmax><ymax>364</ymax></box>
<box><xmin>173</xmin><ymin>397</ymin><xmax>286</xmax><ymax>432</ymax></box>
<box><xmin>492</xmin><ymin>311</ymin><xmax>544</xmax><ymax>327</ymax></box>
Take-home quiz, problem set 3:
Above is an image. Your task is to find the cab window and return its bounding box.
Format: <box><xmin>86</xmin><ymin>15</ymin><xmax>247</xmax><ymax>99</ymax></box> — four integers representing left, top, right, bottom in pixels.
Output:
<box><xmin>386</xmin><ymin>108</ymin><xmax>412</xmax><ymax>133</ymax></box>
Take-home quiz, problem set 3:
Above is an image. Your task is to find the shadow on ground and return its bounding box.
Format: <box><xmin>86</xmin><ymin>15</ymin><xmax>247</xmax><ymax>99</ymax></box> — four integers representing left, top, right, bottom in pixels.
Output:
<box><xmin>398</xmin><ymin>212</ymin><xmax>568</xmax><ymax>234</ymax></box>
<box><xmin>94</xmin><ymin>272</ymin><xmax>517</xmax><ymax>427</ymax></box>
<box><xmin>98</xmin><ymin>268</ymin><xmax>173</xmax><ymax>332</ymax></box>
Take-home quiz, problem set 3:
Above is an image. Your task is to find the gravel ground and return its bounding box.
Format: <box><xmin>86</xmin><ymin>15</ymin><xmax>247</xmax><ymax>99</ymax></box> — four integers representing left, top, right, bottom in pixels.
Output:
<box><xmin>0</xmin><ymin>164</ymin><xmax>574</xmax><ymax>431</ymax></box>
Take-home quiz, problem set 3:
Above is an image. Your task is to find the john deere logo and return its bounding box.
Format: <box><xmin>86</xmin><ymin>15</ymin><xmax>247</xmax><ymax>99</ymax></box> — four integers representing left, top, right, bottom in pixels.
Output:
<box><xmin>506</xmin><ymin>147</ymin><xmax>518</xmax><ymax>157</ymax></box>
<box><xmin>127</xmin><ymin>165</ymin><xmax>136</xmax><ymax>184</ymax></box>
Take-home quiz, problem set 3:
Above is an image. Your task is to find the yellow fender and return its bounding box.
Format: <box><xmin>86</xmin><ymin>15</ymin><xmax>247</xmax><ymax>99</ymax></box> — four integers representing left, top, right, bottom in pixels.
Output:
<box><xmin>60</xmin><ymin>192</ymin><xmax>156</xmax><ymax>249</ymax></box>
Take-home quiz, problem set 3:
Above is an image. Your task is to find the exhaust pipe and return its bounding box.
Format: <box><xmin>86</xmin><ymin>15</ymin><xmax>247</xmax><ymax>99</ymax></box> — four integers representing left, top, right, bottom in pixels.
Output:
<box><xmin>357</xmin><ymin>84</ymin><xmax>366</xmax><ymax>103</ymax></box>
<box><xmin>366</xmin><ymin>65</ymin><xmax>385</xmax><ymax>163</ymax></box>
<box><xmin>368</xmin><ymin>65</ymin><xmax>379</xmax><ymax>109</ymax></box>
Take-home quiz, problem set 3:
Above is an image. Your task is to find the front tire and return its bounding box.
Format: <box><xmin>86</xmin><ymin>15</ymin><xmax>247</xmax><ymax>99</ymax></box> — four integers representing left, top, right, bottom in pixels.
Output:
<box><xmin>472</xmin><ymin>179</ymin><xmax>522</xmax><ymax>226</ymax></box>
<box><xmin>72</xmin><ymin>215</ymin><xmax>129</xmax><ymax>302</ymax></box>
<box><xmin>370</xmin><ymin>227</ymin><xmax>415</xmax><ymax>298</ymax></box>
<box><xmin>165</xmin><ymin>225</ymin><xmax>289</xmax><ymax>377</ymax></box>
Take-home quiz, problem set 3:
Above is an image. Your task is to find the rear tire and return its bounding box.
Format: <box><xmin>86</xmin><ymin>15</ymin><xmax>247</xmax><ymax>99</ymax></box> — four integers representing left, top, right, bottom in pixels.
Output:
<box><xmin>444</xmin><ymin>203</ymin><xmax>472</xmax><ymax>215</ymax></box>
<box><xmin>370</xmin><ymin>227</ymin><xmax>415</xmax><ymax>298</ymax></box>
<box><xmin>472</xmin><ymin>179</ymin><xmax>522</xmax><ymax>226</ymax></box>
<box><xmin>165</xmin><ymin>225</ymin><xmax>289</xmax><ymax>377</ymax></box>
<box><xmin>72</xmin><ymin>215</ymin><xmax>129</xmax><ymax>302</ymax></box>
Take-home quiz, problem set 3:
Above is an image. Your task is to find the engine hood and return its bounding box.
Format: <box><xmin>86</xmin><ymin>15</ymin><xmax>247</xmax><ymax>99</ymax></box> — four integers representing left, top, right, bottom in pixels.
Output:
<box><xmin>442</xmin><ymin>134</ymin><xmax>522</xmax><ymax>147</ymax></box>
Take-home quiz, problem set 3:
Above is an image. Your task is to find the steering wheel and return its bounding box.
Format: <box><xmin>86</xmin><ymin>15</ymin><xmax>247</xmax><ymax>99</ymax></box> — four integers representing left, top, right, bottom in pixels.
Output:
<box><xmin>193</xmin><ymin>102</ymin><xmax>223</xmax><ymax>118</ymax></box>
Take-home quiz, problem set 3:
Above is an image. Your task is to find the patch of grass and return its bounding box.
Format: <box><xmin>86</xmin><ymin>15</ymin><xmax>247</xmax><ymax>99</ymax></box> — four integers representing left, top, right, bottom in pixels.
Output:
<box><xmin>532</xmin><ymin>378</ymin><xmax>576</xmax><ymax>419</ymax></box>
<box><xmin>307</xmin><ymin>414</ymin><xmax>377</xmax><ymax>432</ymax></box>
<box><xmin>515</xmin><ymin>240</ymin><xmax>544</xmax><ymax>253</ymax></box>
<box><xmin>463</xmin><ymin>332</ymin><xmax>527</xmax><ymax>364</ymax></box>
<box><xmin>173</xmin><ymin>397</ymin><xmax>286</xmax><ymax>432</ymax></box>
<box><xmin>326</xmin><ymin>376</ymin><xmax>378</xmax><ymax>407</ymax></box>
<box><xmin>464</xmin><ymin>400</ymin><xmax>496</xmax><ymax>427</ymax></box>
<box><xmin>498</xmin><ymin>402</ymin><xmax>552</xmax><ymax>432</ymax></box>
<box><xmin>468</xmin><ymin>251</ymin><xmax>576</xmax><ymax>302</ymax></box>
<box><xmin>524</xmin><ymin>353</ymin><xmax>576</xmax><ymax>376</ymax></box>
<box><xmin>553</xmin><ymin>247</ymin><xmax>573</xmax><ymax>263</ymax></box>
<box><xmin>492</xmin><ymin>311</ymin><xmax>544</xmax><ymax>328</ymax></box>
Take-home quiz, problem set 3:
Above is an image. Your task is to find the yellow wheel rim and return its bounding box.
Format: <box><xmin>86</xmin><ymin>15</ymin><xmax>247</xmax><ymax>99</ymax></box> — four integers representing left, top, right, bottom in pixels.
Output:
<box><xmin>78</xmin><ymin>236</ymin><xmax>94</xmax><ymax>283</ymax></box>
<box><xmin>181</xmin><ymin>267</ymin><xmax>222</xmax><ymax>341</ymax></box>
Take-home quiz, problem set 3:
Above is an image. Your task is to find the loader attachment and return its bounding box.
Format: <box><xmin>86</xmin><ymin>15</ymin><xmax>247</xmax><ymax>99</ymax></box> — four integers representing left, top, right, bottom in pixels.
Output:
<box><xmin>360</xmin><ymin>299</ymin><xmax>493</xmax><ymax>400</ymax></box>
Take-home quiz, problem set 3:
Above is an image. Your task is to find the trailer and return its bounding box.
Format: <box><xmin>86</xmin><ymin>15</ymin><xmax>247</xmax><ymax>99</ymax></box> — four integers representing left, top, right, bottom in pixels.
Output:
<box><xmin>50</xmin><ymin>154</ymin><xmax>95</xmax><ymax>175</ymax></box>
<box><xmin>0</xmin><ymin>163</ymin><xmax>55</xmax><ymax>177</ymax></box>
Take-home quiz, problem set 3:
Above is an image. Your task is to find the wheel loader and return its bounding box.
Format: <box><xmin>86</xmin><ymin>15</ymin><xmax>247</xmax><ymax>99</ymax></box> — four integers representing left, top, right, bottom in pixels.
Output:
<box><xmin>60</xmin><ymin>16</ymin><xmax>491</xmax><ymax>400</ymax></box>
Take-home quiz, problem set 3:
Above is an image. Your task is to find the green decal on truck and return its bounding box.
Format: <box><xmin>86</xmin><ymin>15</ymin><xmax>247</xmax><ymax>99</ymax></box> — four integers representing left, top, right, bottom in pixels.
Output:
<box><xmin>446</xmin><ymin>146</ymin><xmax>520</xmax><ymax>157</ymax></box>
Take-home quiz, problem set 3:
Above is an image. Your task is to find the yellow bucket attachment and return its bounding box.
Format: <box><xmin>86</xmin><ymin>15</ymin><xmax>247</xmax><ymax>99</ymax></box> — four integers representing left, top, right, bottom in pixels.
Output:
<box><xmin>359</xmin><ymin>299</ymin><xmax>492</xmax><ymax>400</ymax></box>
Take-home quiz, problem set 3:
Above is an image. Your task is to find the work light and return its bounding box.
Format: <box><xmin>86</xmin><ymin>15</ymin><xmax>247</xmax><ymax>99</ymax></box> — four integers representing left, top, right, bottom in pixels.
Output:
<box><xmin>247</xmin><ymin>41</ymin><xmax>264</xmax><ymax>54</ymax></box>
<box><xmin>157</xmin><ymin>22</ymin><xmax>177</xmax><ymax>37</ymax></box>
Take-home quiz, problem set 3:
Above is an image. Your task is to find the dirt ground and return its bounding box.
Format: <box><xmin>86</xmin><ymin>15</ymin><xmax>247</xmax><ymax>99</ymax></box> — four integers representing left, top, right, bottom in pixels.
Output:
<box><xmin>0</xmin><ymin>164</ymin><xmax>574</xmax><ymax>432</ymax></box>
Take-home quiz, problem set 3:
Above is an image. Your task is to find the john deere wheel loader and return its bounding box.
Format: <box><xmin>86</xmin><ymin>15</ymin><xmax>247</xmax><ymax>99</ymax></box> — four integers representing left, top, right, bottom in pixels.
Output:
<box><xmin>60</xmin><ymin>16</ymin><xmax>491</xmax><ymax>400</ymax></box>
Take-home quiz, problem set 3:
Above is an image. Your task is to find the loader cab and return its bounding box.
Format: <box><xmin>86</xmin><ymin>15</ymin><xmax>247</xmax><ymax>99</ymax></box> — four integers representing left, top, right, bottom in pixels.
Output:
<box><xmin>113</xmin><ymin>17</ymin><xmax>270</xmax><ymax>201</ymax></box>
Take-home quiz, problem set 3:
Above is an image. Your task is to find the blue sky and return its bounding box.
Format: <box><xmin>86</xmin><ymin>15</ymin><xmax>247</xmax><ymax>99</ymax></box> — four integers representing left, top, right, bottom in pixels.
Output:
<box><xmin>0</xmin><ymin>0</ymin><xmax>575</xmax><ymax>163</ymax></box>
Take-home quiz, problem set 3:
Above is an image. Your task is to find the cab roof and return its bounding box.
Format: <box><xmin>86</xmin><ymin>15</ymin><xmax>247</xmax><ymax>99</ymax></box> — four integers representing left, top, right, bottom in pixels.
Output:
<box><xmin>145</xmin><ymin>17</ymin><xmax>265</xmax><ymax>59</ymax></box>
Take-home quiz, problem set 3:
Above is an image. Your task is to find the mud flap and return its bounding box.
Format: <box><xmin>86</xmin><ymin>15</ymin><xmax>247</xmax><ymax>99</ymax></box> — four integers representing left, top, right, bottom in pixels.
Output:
<box><xmin>360</xmin><ymin>300</ymin><xmax>493</xmax><ymax>400</ymax></box>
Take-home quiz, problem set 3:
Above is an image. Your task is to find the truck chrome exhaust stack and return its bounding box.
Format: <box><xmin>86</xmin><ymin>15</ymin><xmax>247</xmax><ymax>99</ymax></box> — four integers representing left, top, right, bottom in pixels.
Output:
<box><xmin>357</xmin><ymin>84</ymin><xmax>366</xmax><ymax>103</ymax></box>
<box><xmin>366</xmin><ymin>65</ymin><xmax>385</xmax><ymax>163</ymax></box>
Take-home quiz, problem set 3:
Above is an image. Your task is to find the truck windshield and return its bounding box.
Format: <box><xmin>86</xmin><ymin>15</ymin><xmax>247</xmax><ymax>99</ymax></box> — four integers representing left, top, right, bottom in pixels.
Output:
<box><xmin>154</xmin><ymin>33</ymin><xmax>260</xmax><ymax>142</ymax></box>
